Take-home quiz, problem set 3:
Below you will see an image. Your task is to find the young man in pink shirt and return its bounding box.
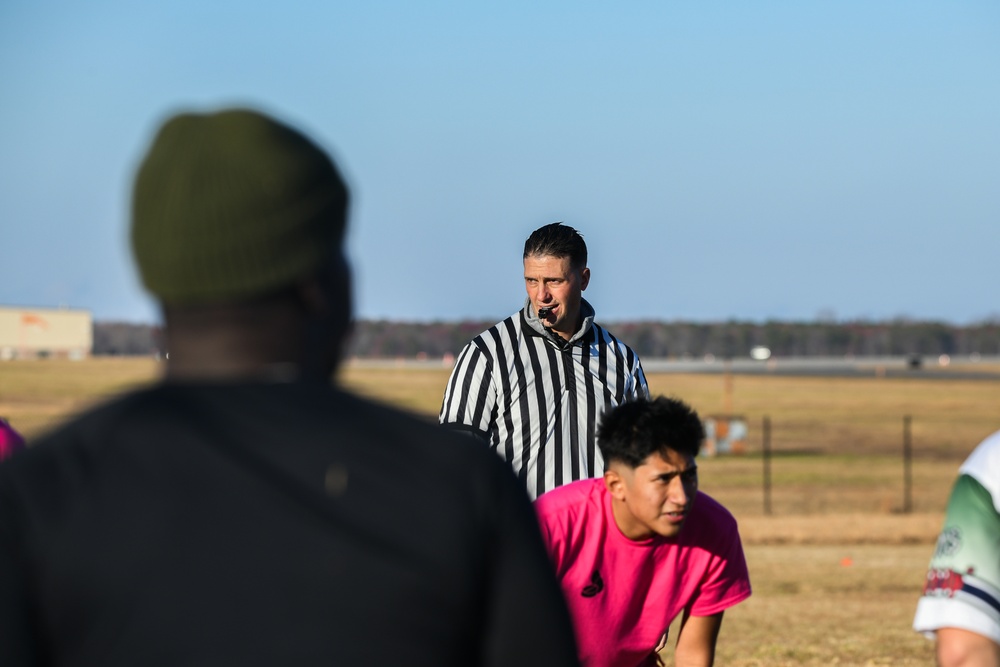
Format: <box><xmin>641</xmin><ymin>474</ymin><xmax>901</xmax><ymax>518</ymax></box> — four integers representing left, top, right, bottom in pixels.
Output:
<box><xmin>535</xmin><ymin>396</ymin><xmax>751</xmax><ymax>667</ymax></box>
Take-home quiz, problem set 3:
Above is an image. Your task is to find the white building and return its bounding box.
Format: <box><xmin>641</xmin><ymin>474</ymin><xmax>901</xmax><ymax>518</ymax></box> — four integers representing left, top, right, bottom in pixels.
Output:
<box><xmin>0</xmin><ymin>306</ymin><xmax>93</xmax><ymax>360</ymax></box>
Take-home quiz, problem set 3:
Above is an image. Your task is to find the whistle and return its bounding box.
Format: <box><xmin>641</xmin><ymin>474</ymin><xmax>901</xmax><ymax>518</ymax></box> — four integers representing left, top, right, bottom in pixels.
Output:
<box><xmin>538</xmin><ymin>307</ymin><xmax>553</xmax><ymax>318</ymax></box>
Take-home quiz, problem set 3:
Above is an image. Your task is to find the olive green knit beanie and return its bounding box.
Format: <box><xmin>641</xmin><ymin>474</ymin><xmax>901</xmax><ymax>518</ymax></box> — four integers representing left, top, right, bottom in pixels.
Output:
<box><xmin>131</xmin><ymin>108</ymin><xmax>349</xmax><ymax>304</ymax></box>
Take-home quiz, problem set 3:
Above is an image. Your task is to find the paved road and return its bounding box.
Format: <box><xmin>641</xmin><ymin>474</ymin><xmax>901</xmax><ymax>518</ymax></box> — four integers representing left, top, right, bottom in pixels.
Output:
<box><xmin>640</xmin><ymin>355</ymin><xmax>1000</xmax><ymax>380</ymax></box>
<box><xmin>348</xmin><ymin>355</ymin><xmax>1000</xmax><ymax>380</ymax></box>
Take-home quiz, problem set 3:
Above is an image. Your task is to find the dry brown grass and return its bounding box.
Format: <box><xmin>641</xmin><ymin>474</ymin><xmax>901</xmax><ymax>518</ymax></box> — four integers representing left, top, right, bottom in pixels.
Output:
<box><xmin>4</xmin><ymin>357</ymin><xmax>997</xmax><ymax>665</ymax></box>
<box><xmin>643</xmin><ymin>373</ymin><xmax>1000</xmax><ymax>458</ymax></box>
<box><xmin>338</xmin><ymin>360</ymin><xmax>453</xmax><ymax>418</ymax></box>
<box><xmin>0</xmin><ymin>357</ymin><xmax>161</xmax><ymax>438</ymax></box>
<box><xmin>698</xmin><ymin>543</ymin><xmax>937</xmax><ymax>666</ymax></box>
<box><xmin>698</xmin><ymin>453</ymin><xmax>959</xmax><ymax>517</ymax></box>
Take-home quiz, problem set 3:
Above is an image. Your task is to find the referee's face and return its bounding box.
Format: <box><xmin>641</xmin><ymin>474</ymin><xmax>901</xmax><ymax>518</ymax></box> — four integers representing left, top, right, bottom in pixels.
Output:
<box><xmin>524</xmin><ymin>253</ymin><xmax>590</xmax><ymax>341</ymax></box>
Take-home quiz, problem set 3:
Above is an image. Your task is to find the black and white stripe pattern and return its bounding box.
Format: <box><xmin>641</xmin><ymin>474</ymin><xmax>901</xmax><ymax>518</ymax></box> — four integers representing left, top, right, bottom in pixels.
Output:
<box><xmin>440</xmin><ymin>309</ymin><xmax>649</xmax><ymax>499</ymax></box>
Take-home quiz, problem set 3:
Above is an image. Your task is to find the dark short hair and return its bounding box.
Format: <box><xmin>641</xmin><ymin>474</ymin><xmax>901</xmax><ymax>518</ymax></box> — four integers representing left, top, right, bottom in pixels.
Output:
<box><xmin>523</xmin><ymin>222</ymin><xmax>587</xmax><ymax>270</ymax></box>
<box><xmin>598</xmin><ymin>396</ymin><xmax>704</xmax><ymax>468</ymax></box>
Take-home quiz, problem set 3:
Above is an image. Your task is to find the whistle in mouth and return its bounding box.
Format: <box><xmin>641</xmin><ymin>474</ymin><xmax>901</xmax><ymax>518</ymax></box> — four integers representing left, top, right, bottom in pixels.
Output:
<box><xmin>538</xmin><ymin>307</ymin><xmax>553</xmax><ymax>318</ymax></box>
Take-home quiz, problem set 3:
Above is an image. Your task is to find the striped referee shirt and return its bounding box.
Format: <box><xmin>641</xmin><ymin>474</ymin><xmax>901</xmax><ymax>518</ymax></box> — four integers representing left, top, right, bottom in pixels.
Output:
<box><xmin>440</xmin><ymin>298</ymin><xmax>649</xmax><ymax>499</ymax></box>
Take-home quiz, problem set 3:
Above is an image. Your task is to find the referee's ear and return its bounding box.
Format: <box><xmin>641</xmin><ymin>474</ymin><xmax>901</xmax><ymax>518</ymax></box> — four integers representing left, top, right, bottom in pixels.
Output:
<box><xmin>580</xmin><ymin>267</ymin><xmax>591</xmax><ymax>291</ymax></box>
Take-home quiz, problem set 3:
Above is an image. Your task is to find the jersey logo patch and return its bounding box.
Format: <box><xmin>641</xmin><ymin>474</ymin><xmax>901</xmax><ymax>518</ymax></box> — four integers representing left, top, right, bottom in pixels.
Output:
<box><xmin>582</xmin><ymin>570</ymin><xmax>603</xmax><ymax>597</ymax></box>
<box><xmin>933</xmin><ymin>527</ymin><xmax>961</xmax><ymax>558</ymax></box>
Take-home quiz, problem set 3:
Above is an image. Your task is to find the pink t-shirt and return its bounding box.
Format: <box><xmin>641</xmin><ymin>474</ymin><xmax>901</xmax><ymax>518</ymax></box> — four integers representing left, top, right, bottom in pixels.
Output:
<box><xmin>535</xmin><ymin>478</ymin><xmax>751</xmax><ymax>667</ymax></box>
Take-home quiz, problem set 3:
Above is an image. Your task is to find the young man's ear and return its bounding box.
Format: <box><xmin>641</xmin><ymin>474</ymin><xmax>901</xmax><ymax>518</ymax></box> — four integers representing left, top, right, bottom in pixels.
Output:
<box><xmin>604</xmin><ymin>467</ymin><xmax>625</xmax><ymax>500</ymax></box>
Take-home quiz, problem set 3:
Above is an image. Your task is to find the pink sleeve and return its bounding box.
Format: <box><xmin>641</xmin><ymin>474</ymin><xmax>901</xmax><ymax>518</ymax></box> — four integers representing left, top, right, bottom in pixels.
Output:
<box><xmin>688</xmin><ymin>520</ymin><xmax>752</xmax><ymax>617</ymax></box>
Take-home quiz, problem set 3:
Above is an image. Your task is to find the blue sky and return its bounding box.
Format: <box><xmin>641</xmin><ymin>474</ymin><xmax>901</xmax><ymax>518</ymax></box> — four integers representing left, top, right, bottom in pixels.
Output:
<box><xmin>2</xmin><ymin>1</ymin><xmax>998</xmax><ymax>325</ymax></box>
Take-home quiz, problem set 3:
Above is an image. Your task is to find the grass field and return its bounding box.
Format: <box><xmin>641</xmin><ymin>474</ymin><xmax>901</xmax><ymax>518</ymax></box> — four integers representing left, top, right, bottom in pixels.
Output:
<box><xmin>4</xmin><ymin>357</ymin><xmax>1000</xmax><ymax>665</ymax></box>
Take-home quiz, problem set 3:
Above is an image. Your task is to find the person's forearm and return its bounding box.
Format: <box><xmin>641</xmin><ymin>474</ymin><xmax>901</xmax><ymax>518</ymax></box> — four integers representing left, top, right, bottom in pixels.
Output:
<box><xmin>673</xmin><ymin>611</ymin><xmax>722</xmax><ymax>667</ymax></box>
<box><xmin>673</xmin><ymin>648</ymin><xmax>714</xmax><ymax>667</ymax></box>
<box><xmin>936</xmin><ymin>628</ymin><xmax>1000</xmax><ymax>667</ymax></box>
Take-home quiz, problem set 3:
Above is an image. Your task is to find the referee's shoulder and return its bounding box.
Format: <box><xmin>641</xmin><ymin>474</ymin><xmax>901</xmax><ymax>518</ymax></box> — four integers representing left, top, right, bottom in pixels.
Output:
<box><xmin>592</xmin><ymin>322</ymin><xmax>640</xmax><ymax>352</ymax></box>
<box><xmin>467</xmin><ymin>313</ymin><xmax>522</xmax><ymax>351</ymax></box>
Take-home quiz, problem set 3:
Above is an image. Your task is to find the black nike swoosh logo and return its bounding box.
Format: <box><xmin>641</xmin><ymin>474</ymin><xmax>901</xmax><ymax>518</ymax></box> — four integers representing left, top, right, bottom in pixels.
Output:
<box><xmin>581</xmin><ymin>569</ymin><xmax>603</xmax><ymax>597</ymax></box>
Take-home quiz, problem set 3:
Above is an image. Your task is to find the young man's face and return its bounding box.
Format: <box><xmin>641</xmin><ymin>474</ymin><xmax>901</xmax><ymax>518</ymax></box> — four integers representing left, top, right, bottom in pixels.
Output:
<box><xmin>523</xmin><ymin>253</ymin><xmax>590</xmax><ymax>341</ymax></box>
<box><xmin>605</xmin><ymin>448</ymin><xmax>698</xmax><ymax>541</ymax></box>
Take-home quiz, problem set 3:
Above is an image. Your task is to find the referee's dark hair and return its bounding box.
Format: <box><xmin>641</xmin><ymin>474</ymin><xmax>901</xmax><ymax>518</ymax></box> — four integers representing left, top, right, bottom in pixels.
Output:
<box><xmin>598</xmin><ymin>396</ymin><xmax>704</xmax><ymax>468</ymax></box>
<box><xmin>523</xmin><ymin>222</ymin><xmax>588</xmax><ymax>270</ymax></box>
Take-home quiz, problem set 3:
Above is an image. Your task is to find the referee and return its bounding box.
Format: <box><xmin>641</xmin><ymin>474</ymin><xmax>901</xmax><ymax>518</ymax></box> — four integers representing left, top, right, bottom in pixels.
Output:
<box><xmin>440</xmin><ymin>222</ymin><xmax>649</xmax><ymax>499</ymax></box>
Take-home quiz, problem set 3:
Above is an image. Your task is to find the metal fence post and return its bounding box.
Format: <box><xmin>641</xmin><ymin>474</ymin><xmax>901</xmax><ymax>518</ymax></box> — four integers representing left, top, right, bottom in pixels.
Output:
<box><xmin>763</xmin><ymin>415</ymin><xmax>772</xmax><ymax>516</ymax></box>
<box><xmin>903</xmin><ymin>415</ymin><xmax>912</xmax><ymax>513</ymax></box>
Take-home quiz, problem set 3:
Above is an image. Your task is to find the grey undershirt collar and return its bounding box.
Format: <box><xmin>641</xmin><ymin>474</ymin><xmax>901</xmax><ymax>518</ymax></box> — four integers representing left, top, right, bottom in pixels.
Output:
<box><xmin>522</xmin><ymin>297</ymin><xmax>595</xmax><ymax>345</ymax></box>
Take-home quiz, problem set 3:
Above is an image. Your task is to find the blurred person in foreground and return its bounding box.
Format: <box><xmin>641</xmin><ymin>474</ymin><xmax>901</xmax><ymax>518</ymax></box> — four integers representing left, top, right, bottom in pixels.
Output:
<box><xmin>440</xmin><ymin>222</ymin><xmax>649</xmax><ymax>499</ymax></box>
<box><xmin>914</xmin><ymin>430</ymin><xmax>1000</xmax><ymax>666</ymax></box>
<box><xmin>535</xmin><ymin>396</ymin><xmax>751</xmax><ymax>667</ymax></box>
<box><xmin>0</xmin><ymin>108</ymin><xmax>580</xmax><ymax>667</ymax></box>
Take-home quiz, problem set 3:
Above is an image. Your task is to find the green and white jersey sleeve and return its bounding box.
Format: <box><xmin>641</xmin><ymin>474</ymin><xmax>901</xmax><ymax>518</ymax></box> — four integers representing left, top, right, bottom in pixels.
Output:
<box><xmin>913</xmin><ymin>431</ymin><xmax>1000</xmax><ymax>644</ymax></box>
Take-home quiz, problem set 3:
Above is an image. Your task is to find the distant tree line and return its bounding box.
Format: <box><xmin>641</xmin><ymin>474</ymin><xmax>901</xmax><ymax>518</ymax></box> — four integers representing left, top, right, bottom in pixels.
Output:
<box><xmin>93</xmin><ymin>318</ymin><xmax>1000</xmax><ymax>359</ymax></box>
<box><xmin>605</xmin><ymin>319</ymin><xmax>1000</xmax><ymax>359</ymax></box>
<box><xmin>93</xmin><ymin>322</ymin><xmax>164</xmax><ymax>356</ymax></box>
